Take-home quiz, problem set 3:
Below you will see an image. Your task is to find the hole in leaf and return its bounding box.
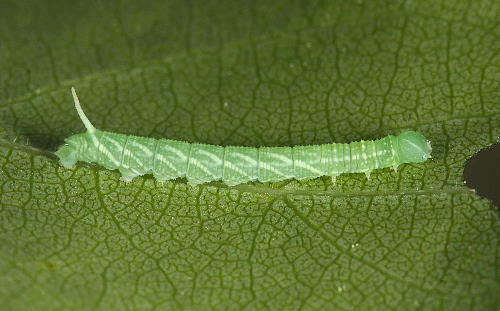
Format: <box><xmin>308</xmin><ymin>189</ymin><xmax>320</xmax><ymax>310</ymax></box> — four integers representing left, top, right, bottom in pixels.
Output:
<box><xmin>463</xmin><ymin>142</ymin><xmax>500</xmax><ymax>209</ymax></box>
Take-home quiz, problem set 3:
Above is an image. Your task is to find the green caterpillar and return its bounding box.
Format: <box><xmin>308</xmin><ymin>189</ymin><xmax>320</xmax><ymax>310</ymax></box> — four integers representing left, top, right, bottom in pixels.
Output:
<box><xmin>56</xmin><ymin>87</ymin><xmax>432</xmax><ymax>186</ymax></box>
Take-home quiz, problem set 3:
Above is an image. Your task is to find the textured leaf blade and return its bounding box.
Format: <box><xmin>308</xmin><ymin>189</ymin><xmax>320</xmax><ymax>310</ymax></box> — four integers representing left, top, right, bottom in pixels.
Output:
<box><xmin>1</xmin><ymin>0</ymin><xmax>499</xmax><ymax>310</ymax></box>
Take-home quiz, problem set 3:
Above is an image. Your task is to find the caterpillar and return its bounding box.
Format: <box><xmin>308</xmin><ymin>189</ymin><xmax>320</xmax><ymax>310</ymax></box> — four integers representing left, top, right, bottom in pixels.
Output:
<box><xmin>55</xmin><ymin>87</ymin><xmax>432</xmax><ymax>186</ymax></box>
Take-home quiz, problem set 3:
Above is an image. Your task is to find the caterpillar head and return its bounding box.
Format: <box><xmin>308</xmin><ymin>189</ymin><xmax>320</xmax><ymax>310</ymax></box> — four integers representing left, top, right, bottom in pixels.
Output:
<box><xmin>55</xmin><ymin>134</ymin><xmax>89</xmax><ymax>168</ymax></box>
<box><xmin>396</xmin><ymin>131</ymin><xmax>432</xmax><ymax>163</ymax></box>
<box><xmin>55</xmin><ymin>134</ymin><xmax>78</xmax><ymax>168</ymax></box>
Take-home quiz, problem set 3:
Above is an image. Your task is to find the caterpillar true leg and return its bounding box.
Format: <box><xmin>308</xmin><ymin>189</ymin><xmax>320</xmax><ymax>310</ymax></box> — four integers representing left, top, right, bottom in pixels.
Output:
<box><xmin>118</xmin><ymin>168</ymin><xmax>139</xmax><ymax>182</ymax></box>
<box><xmin>364</xmin><ymin>171</ymin><xmax>371</xmax><ymax>180</ymax></box>
<box><xmin>56</xmin><ymin>145</ymin><xmax>78</xmax><ymax>169</ymax></box>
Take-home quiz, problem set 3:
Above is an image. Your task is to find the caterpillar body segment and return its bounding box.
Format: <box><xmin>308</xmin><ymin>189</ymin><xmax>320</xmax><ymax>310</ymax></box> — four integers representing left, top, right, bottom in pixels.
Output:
<box><xmin>55</xmin><ymin>88</ymin><xmax>432</xmax><ymax>186</ymax></box>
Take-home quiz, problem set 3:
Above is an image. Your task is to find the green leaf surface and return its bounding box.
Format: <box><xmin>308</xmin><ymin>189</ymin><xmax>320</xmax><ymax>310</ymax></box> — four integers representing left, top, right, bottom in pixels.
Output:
<box><xmin>1</xmin><ymin>0</ymin><xmax>499</xmax><ymax>310</ymax></box>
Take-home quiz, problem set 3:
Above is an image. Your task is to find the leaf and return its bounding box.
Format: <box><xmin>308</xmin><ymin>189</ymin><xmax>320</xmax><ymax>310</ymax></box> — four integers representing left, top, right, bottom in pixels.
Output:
<box><xmin>1</xmin><ymin>0</ymin><xmax>499</xmax><ymax>310</ymax></box>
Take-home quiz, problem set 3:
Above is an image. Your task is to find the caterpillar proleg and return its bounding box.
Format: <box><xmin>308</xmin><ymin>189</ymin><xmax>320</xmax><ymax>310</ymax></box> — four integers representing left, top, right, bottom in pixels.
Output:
<box><xmin>55</xmin><ymin>87</ymin><xmax>432</xmax><ymax>186</ymax></box>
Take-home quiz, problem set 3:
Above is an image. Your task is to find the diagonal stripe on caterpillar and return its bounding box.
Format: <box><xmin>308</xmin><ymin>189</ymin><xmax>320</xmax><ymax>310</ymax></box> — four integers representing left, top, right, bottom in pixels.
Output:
<box><xmin>55</xmin><ymin>87</ymin><xmax>432</xmax><ymax>186</ymax></box>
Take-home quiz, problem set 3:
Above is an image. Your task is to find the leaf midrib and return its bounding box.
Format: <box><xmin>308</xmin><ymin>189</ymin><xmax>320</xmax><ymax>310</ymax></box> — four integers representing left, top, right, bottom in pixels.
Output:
<box><xmin>0</xmin><ymin>138</ymin><xmax>473</xmax><ymax>199</ymax></box>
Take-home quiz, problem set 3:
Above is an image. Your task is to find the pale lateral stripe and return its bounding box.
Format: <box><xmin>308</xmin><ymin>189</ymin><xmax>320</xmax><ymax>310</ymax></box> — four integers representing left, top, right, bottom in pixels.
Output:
<box><xmin>189</xmin><ymin>158</ymin><xmax>216</xmax><ymax>177</ymax></box>
<box><xmin>129</xmin><ymin>140</ymin><xmax>153</xmax><ymax>156</ymax></box>
<box><xmin>123</xmin><ymin>147</ymin><xmax>146</xmax><ymax>165</ymax></box>
<box><xmin>102</xmin><ymin>135</ymin><xmax>124</xmax><ymax>151</ymax></box>
<box><xmin>119</xmin><ymin>161</ymin><xmax>142</xmax><ymax>175</ymax></box>
<box><xmin>130</xmin><ymin>167</ymin><xmax>142</xmax><ymax>175</ymax></box>
<box><xmin>376</xmin><ymin>140</ymin><xmax>390</xmax><ymax>157</ymax></box>
<box><xmin>96</xmin><ymin>135</ymin><xmax>120</xmax><ymax>165</ymax></box>
<box><xmin>344</xmin><ymin>149</ymin><xmax>350</xmax><ymax>161</ymax></box>
<box><xmin>162</xmin><ymin>144</ymin><xmax>188</xmax><ymax>161</ymax></box>
<box><xmin>350</xmin><ymin>144</ymin><xmax>358</xmax><ymax>161</ymax></box>
<box><xmin>259</xmin><ymin>162</ymin><xmax>290</xmax><ymax>176</ymax></box>
<box><xmin>388</xmin><ymin>137</ymin><xmax>398</xmax><ymax>163</ymax></box>
<box><xmin>221</xmin><ymin>147</ymin><xmax>227</xmax><ymax>179</ymax></box>
<box><xmin>196</xmin><ymin>149</ymin><xmax>223</xmax><ymax>164</ymax></box>
<box><xmin>224</xmin><ymin>161</ymin><xmax>251</xmax><ymax>178</ymax></box>
<box><xmin>332</xmin><ymin>145</ymin><xmax>341</xmax><ymax>163</ymax></box>
<box><xmin>259</xmin><ymin>151</ymin><xmax>293</xmax><ymax>177</ymax></box>
<box><xmin>90</xmin><ymin>133</ymin><xmax>100</xmax><ymax>147</ymax></box>
<box><xmin>118</xmin><ymin>135</ymin><xmax>130</xmax><ymax>168</ymax></box>
<box><xmin>342</xmin><ymin>144</ymin><xmax>350</xmax><ymax>171</ymax></box>
<box><xmin>369</xmin><ymin>141</ymin><xmax>378</xmax><ymax>167</ymax></box>
<box><xmin>376</xmin><ymin>149</ymin><xmax>386</xmax><ymax>156</ymax></box>
<box><xmin>155</xmin><ymin>153</ymin><xmax>179</xmax><ymax>173</ymax></box>
<box><xmin>361</xmin><ymin>143</ymin><xmax>367</xmax><ymax>160</ymax></box>
<box><xmin>116</xmin><ymin>137</ymin><xmax>148</xmax><ymax>175</ymax></box>
<box><xmin>153</xmin><ymin>139</ymin><xmax>162</xmax><ymax>172</ymax></box>
<box><xmin>405</xmin><ymin>140</ymin><xmax>422</xmax><ymax>153</ymax></box>
<box><xmin>232</xmin><ymin>152</ymin><xmax>257</xmax><ymax>166</ymax></box>
<box><xmin>99</xmin><ymin>147</ymin><xmax>120</xmax><ymax>165</ymax></box>
<box><xmin>268</xmin><ymin>152</ymin><xmax>293</xmax><ymax>165</ymax></box>
<box><xmin>293</xmin><ymin>160</ymin><xmax>324</xmax><ymax>175</ymax></box>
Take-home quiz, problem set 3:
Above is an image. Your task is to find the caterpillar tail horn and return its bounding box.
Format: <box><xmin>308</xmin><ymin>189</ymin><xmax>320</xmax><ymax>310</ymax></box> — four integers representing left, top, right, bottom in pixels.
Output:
<box><xmin>71</xmin><ymin>86</ymin><xmax>96</xmax><ymax>133</ymax></box>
